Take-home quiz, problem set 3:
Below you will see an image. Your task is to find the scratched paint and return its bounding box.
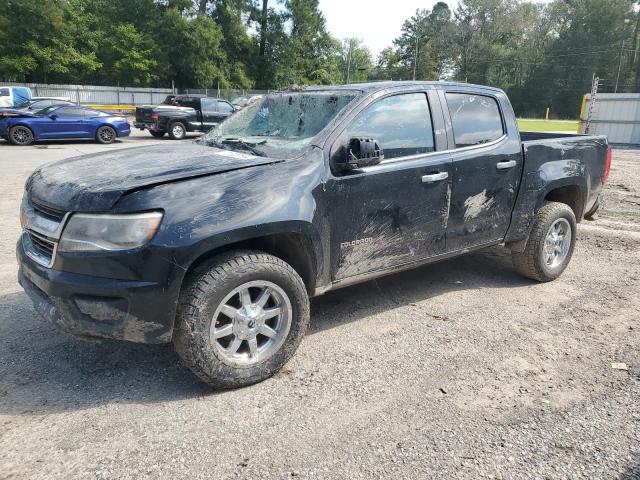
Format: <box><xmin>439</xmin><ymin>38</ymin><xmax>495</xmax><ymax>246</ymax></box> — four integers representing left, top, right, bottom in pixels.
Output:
<box><xmin>463</xmin><ymin>189</ymin><xmax>495</xmax><ymax>222</ymax></box>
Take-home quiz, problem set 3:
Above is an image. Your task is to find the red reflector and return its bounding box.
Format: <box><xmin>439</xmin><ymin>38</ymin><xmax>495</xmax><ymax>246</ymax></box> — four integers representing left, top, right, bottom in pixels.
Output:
<box><xmin>151</xmin><ymin>113</ymin><xmax>159</xmax><ymax>121</ymax></box>
<box><xmin>603</xmin><ymin>146</ymin><xmax>612</xmax><ymax>183</ymax></box>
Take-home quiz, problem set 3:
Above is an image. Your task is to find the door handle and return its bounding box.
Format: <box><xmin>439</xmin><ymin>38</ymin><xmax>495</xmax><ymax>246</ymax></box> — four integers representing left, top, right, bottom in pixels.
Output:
<box><xmin>496</xmin><ymin>160</ymin><xmax>517</xmax><ymax>170</ymax></box>
<box><xmin>422</xmin><ymin>172</ymin><xmax>449</xmax><ymax>183</ymax></box>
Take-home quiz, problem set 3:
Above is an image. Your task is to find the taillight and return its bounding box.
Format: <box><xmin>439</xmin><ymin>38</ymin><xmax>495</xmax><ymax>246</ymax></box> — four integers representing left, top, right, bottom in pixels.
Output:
<box><xmin>151</xmin><ymin>113</ymin><xmax>159</xmax><ymax>121</ymax></box>
<box><xmin>603</xmin><ymin>146</ymin><xmax>612</xmax><ymax>183</ymax></box>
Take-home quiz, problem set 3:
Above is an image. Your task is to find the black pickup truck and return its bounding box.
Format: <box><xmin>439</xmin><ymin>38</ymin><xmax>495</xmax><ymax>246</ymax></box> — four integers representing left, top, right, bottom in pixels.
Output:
<box><xmin>18</xmin><ymin>82</ymin><xmax>610</xmax><ymax>388</ymax></box>
<box><xmin>134</xmin><ymin>95</ymin><xmax>236</xmax><ymax>139</ymax></box>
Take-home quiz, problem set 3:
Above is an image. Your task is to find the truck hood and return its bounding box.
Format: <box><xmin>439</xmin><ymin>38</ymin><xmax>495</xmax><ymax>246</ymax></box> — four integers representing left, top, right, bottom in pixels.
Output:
<box><xmin>27</xmin><ymin>143</ymin><xmax>283</xmax><ymax>212</ymax></box>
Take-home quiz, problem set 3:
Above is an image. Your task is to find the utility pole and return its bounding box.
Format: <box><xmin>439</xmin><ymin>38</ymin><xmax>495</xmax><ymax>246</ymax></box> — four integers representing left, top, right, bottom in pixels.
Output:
<box><xmin>413</xmin><ymin>35</ymin><xmax>419</xmax><ymax>81</ymax></box>
<box><xmin>346</xmin><ymin>40</ymin><xmax>353</xmax><ymax>84</ymax></box>
<box><xmin>615</xmin><ymin>40</ymin><xmax>625</xmax><ymax>93</ymax></box>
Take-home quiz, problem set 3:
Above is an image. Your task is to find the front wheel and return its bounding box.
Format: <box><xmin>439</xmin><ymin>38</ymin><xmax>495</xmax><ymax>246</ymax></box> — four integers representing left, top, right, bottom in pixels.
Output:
<box><xmin>9</xmin><ymin>125</ymin><xmax>34</xmax><ymax>146</ymax></box>
<box><xmin>96</xmin><ymin>125</ymin><xmax>116</xmax><ymax>144</ymax></box>
<box><xmin>512</xmin><ymin>202</ymin><xmax>577</xmax><ymax>282</ymax></box>
<box><xmin>174</xmin><ymin>250</ymin><xmax>310</xmax><ymax>389</ymax></box>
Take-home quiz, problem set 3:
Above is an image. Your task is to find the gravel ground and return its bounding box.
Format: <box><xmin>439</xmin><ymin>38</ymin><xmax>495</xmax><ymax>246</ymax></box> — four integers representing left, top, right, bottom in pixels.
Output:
<box><xmin>0</xmin><ymin>135</ymin><xmax>638</xmax><ymax>479</ymax></box>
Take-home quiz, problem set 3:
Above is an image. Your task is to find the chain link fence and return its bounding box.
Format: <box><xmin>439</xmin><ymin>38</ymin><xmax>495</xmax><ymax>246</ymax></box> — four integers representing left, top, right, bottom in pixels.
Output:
<box><xmin>1</xmin><ymin>82</ymin><xmax>271</xmax><ymax>106</ymax></box>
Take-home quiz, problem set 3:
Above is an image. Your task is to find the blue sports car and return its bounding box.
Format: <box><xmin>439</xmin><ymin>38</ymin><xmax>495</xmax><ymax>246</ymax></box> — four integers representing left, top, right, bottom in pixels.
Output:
<box><xmin>0</xmin><ymin>105</ymin><xmax>130</xmax><ymax>145</ymax></box>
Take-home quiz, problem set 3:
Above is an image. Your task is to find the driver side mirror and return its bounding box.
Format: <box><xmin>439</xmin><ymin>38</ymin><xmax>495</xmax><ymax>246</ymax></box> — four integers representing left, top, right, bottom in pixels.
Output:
<box><xmin>337</xmin><ymin>137</ymin><xmax>384</xmax><ymax>172</ymax></box>
<box><xmin>49</xmin><ymin>114</ymin><xmax>58</xmax><ymax>120</ymax></box>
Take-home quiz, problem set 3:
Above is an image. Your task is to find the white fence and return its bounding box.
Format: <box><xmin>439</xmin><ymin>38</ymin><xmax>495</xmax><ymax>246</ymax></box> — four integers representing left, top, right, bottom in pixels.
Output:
<box><xmin>2</xmin><ymin>82</ymin><xmax>270</xmax><ymax>106</ymax></box>
<box><xmin>580</xmin><ymin>93</ymin><xmax>640</xmax><ymax>145</ymax></box>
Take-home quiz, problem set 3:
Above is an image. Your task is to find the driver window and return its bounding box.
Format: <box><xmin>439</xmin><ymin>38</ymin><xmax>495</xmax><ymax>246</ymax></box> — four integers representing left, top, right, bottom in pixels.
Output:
<box><xmin>56</xmin><ymin>107</ymin><xmax>86</xmax><ymax>117</ymax></box>
<box><xmin>347</xmin><ymin>93</ymin><xmax>435</xmax><ymax>160</ymax></box>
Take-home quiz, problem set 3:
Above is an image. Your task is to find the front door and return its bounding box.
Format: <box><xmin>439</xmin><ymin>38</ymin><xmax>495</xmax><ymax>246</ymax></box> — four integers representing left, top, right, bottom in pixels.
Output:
<box><xmin>200</xmin><ymin>98</ymin><xmax>219</xmax><ymax>131</ymax></box>
<box><xmin>38</xmin><ymin>106</ymin><xmax>89</xmax><ymax>138</ymax></box>
<box><xmin>325</xmin><ymin>91</ymin><xmax>452</xmax><ymax>281</ymax></box>
<box><xmin>442</xmin><ymin>91</ymin><xmax>523</xmax><ymax>251</ymax></box>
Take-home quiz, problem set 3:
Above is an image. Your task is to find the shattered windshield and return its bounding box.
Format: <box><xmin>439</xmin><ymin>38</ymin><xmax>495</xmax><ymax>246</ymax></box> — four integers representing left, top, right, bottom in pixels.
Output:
<box><xmin>203</xmin><ymin>91</ymin><xmax>358</xmax><ymax>158</ymax></box>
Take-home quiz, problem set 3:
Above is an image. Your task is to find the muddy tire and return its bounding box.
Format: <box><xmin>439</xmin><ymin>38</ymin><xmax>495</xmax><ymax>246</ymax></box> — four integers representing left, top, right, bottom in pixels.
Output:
<box><xmin>168</xmin><ymin>122</ymin><xmax>186</xmax><ymax>140</ymax></box>
<box><xmin>512</xmin><ymin>202</ymin><xmax>577</xmax><ymax>282</ymax></box>
<box><xmin>174</xmin><ymin>250</ymin><xmax>310</xmax><ymax>389</ymax></box>
<box><xmin>584</xmin><ymin>197</ymin><xmax>600</xmax><ymax>220</ymax></box>
<box><xmin>96</xmin><ymin>126</ymin><xmax>116</xmax><ymax>144</ymax></box>
<box><xmin>9</xmin><ymin>125</ymin><xmax>34</xmax><ymax>146</ymax></box>
<box><xmin>149</xmin><ymin>129</ymin><xmax>165</xmax><ymax>138</ymax></box>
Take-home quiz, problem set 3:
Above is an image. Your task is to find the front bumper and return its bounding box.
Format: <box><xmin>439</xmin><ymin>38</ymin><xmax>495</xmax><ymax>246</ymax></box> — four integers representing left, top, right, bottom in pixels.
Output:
<box><xmin>17</xmin><ymin>240</ymin><xmax>178</xmax><ymax>344</ymax></box>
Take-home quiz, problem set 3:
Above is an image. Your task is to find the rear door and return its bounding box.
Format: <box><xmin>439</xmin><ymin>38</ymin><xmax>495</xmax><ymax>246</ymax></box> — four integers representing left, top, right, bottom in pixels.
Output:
<box><xmin>325</xmin><ymin>90</ymin><xmax>452</xmax><ymax>281</ymax></box>
<box><xmin>442</xmin><ymin>90</ymin><xmax>523</xmax><ymax>251</ymax></box>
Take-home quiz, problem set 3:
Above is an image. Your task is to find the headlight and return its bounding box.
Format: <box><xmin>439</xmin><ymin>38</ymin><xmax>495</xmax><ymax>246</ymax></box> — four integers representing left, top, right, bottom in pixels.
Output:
<box><xmin>58</xmin><ymin>211</ymin><xmax>163</xmax><ymax>252</ymax></box>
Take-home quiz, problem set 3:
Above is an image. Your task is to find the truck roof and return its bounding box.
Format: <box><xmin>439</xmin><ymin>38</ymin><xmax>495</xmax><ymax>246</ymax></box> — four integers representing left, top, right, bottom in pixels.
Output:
<box><xmin>292</xmin><ymin>81</ymin><xmax>504</xmax><ymax>95</ymax></box>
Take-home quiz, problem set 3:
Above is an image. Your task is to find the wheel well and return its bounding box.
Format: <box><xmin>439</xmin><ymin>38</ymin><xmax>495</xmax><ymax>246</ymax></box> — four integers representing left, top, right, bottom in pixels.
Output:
<box><xmin>97</xmin><ymin>124</ymin><xmax>117</xmax><ymax>136</ymax></box>
<box><xmin>544</xmin><ymin>185</ymin><xmax>583</xmax><ymax>221</ymax></box>
<box><xmin>186</xmin><ymin>233</ymin><xmax>317</xmax><ymax>293</ymax></box>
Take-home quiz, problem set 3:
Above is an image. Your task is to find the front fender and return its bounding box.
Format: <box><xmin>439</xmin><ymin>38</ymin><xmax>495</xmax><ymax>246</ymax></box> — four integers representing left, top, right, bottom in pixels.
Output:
<box><xmin>184</xmin><ymin>220</ymin><xmax>323</xmax><ymax>273</ymax></box>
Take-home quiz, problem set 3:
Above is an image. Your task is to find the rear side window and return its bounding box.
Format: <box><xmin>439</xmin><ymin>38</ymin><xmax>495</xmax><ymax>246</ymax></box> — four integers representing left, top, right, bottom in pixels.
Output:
<box><xmin>177</xmin><ymin>97</ymin><xmax>199</xmax><ymax>109</ymax></box>
<box><xmin>445</xmin><ymin>93</ymin><xmax>504</xmax><ymax>148</ymax></box>
<box><xmin>347</xmin><ymin>93</ymin><xmax>435</xmax><ymax>160</ymax></box>
<box><xmin>201</xmin><ymin>98</ymin><xmax>217</xmax><ymax>114</ymax></box>
<box><xmin>0</xmin><ymin>88</ymin><xmax>9</xmax><ymax>96</ymax></box>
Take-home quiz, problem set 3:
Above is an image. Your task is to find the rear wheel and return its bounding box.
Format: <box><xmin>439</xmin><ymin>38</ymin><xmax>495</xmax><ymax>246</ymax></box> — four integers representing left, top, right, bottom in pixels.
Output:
<box><xmin>512</xmin><ymin>202</ymin><xmax>577</xmax><ymax>282</ymax></box>
<box><xmin>168</xmin><ymin>122</ymin><xmax>186</xmax><ymax>140</ymax></box>
<box><xmin>149</xmin><ymin>129</ymin><xmax>165</xmax><ymax>138</ymax></box>
<box><xmin>174</xmin><ymin>250</ymin><xmax>310</xmax><ymax>389</ymax></box>
<box><xmin>9</xmin><ymin>125</ymin><xmax>34</xmax><ymax>146</ymax></box>
<box><xmin>96</xmin><ymin>125</ymin><xmax>116</xmax><ymax>144</ymax></box>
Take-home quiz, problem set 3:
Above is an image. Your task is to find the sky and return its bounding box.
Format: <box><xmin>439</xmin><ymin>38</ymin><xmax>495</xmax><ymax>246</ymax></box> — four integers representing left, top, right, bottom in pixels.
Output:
<box><xmin>318</xmin><ymin>0</ymin><xmax>455</xmax><ymax>57</ymax></box>
<box><xmin>318</xmin><ymin>0</ymin><xmax>553</xmax><ymax>58</ymax></box>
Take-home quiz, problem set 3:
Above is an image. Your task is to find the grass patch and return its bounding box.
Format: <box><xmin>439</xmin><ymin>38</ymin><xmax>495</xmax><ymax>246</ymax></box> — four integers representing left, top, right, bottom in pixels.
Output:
<box><xmin>517</xmin><ymin>119</ymin><xmax>579</xmax><ymax>133</ymax></box>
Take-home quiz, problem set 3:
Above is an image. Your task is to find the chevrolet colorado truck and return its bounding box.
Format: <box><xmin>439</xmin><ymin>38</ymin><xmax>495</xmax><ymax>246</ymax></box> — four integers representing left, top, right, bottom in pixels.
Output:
<box><xmin>134</xmin><ymin>95</ymin><xmax>236</xmax><ymax>139</ymax></box>
<box><xmin>17</xmin><ymin>82</ymin><xmax>611</xmax><ymax>388</ymax></box>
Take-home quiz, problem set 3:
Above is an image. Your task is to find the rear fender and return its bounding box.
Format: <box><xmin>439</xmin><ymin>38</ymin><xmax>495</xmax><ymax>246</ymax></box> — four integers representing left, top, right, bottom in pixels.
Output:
<box><xmin>505</xmin><ymin>158</ymin><xmax>587</xmax><ymax>247</ymax></box>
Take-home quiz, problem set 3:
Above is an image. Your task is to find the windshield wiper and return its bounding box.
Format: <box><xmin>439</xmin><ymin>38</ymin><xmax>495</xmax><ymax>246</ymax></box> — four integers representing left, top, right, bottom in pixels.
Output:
<box><xmin>220</xmin><ymin>137</ymin><xmax>267</xmax><ymax>157</ymax></box>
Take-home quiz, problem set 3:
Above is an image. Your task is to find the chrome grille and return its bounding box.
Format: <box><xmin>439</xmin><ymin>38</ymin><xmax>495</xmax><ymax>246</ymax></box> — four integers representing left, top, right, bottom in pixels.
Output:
<box><xmin>23</xmin><ymin>231</ymin><xmax>57</xmax><ymax>267</ymax></box>
<box><xmin>21</xmin><ymin>196</ymin><xmax>69</xmax><ymax>268</ymax></box>
<box><xmin>29</xmin><ymin>232</ymin><xmax>55</xmax><ymax>257</ymax></box>
<box><xmin>31</xmin><ymin>200</ymin><xmax>66</xmax><ymax>222</ymax></box>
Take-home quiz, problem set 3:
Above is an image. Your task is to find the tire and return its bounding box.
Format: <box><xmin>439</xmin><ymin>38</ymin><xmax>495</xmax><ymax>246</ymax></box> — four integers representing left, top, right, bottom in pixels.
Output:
<box><xmin>168</xmin><ymin>121</ymin><xmax>186</xmax><ymax>140</ymax></box>
<box><xmin>96</xmin><ymin>125</ymin><xmax>117</xmax><ymax>144</ymax></box>
<box><xmin>512</xmin><ymin>201</ymin><xmax>577</xmax><ymax>282</ymax></box>
<box><xmin>584</xmin><ymin>197</ymin><xmax>600</xmax><ymax>220</ymax></box>
<box><xmin>9</xmin><ymin>125</ymin><xmax>34</xmax><ymax>146</ymax></box>
<box><xmin>149</xmin><ymin>129</ymin><xmax>165</xmax><ymax>138</ymax></box>
<box><xmin>174</xmin><ymin>250</ymin><xmax>310</xmax><ymax>389</ymax></box>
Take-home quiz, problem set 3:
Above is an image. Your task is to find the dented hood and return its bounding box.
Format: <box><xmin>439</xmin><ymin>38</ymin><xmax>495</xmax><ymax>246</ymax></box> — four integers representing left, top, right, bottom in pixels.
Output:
<box><xmin>27</xmin><ymin>143</ymin><xmax>283</xmax><ymax>212</ymax></box>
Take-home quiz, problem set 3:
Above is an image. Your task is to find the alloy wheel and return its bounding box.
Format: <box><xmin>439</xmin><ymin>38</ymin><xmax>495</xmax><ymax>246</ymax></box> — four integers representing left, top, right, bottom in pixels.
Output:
<box><xmin>210</xmin><ymin>280</ymin><xmax>292</xmax><ymax>367</ymax></box>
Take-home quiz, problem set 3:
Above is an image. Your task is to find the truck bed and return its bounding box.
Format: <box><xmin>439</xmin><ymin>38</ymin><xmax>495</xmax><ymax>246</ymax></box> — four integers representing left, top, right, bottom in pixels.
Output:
<box><xmin>519</xmin><ymin>131</ymin><xmax>585</xmax><ymax>142</ymax></box>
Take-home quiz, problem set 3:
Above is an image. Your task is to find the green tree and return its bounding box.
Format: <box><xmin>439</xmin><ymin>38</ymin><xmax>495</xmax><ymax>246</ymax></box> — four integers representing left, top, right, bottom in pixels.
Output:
<box><xmin>337</xmin><ymin>38</ymin><xmax>373</xmax><ymax>83</ymax></box>
<box><xmin>0</xmin><ymin>0</ymin><xmax>100</xmax><ymax>82</ymax></box>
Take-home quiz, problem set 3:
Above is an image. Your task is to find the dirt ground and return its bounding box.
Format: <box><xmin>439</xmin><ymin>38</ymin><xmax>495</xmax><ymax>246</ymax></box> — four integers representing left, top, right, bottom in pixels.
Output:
<box><xmin>0</xmin><ymin>136</ymin><xmax>638</xmax><ymax>479</ymax></box>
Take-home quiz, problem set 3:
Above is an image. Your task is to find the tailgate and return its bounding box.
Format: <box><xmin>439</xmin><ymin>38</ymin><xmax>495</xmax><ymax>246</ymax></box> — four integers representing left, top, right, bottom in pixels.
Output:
<box><xmin>135</xmin><ymin>107</ymin><xmax>154</xmax><ymax>123</ymax></box>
